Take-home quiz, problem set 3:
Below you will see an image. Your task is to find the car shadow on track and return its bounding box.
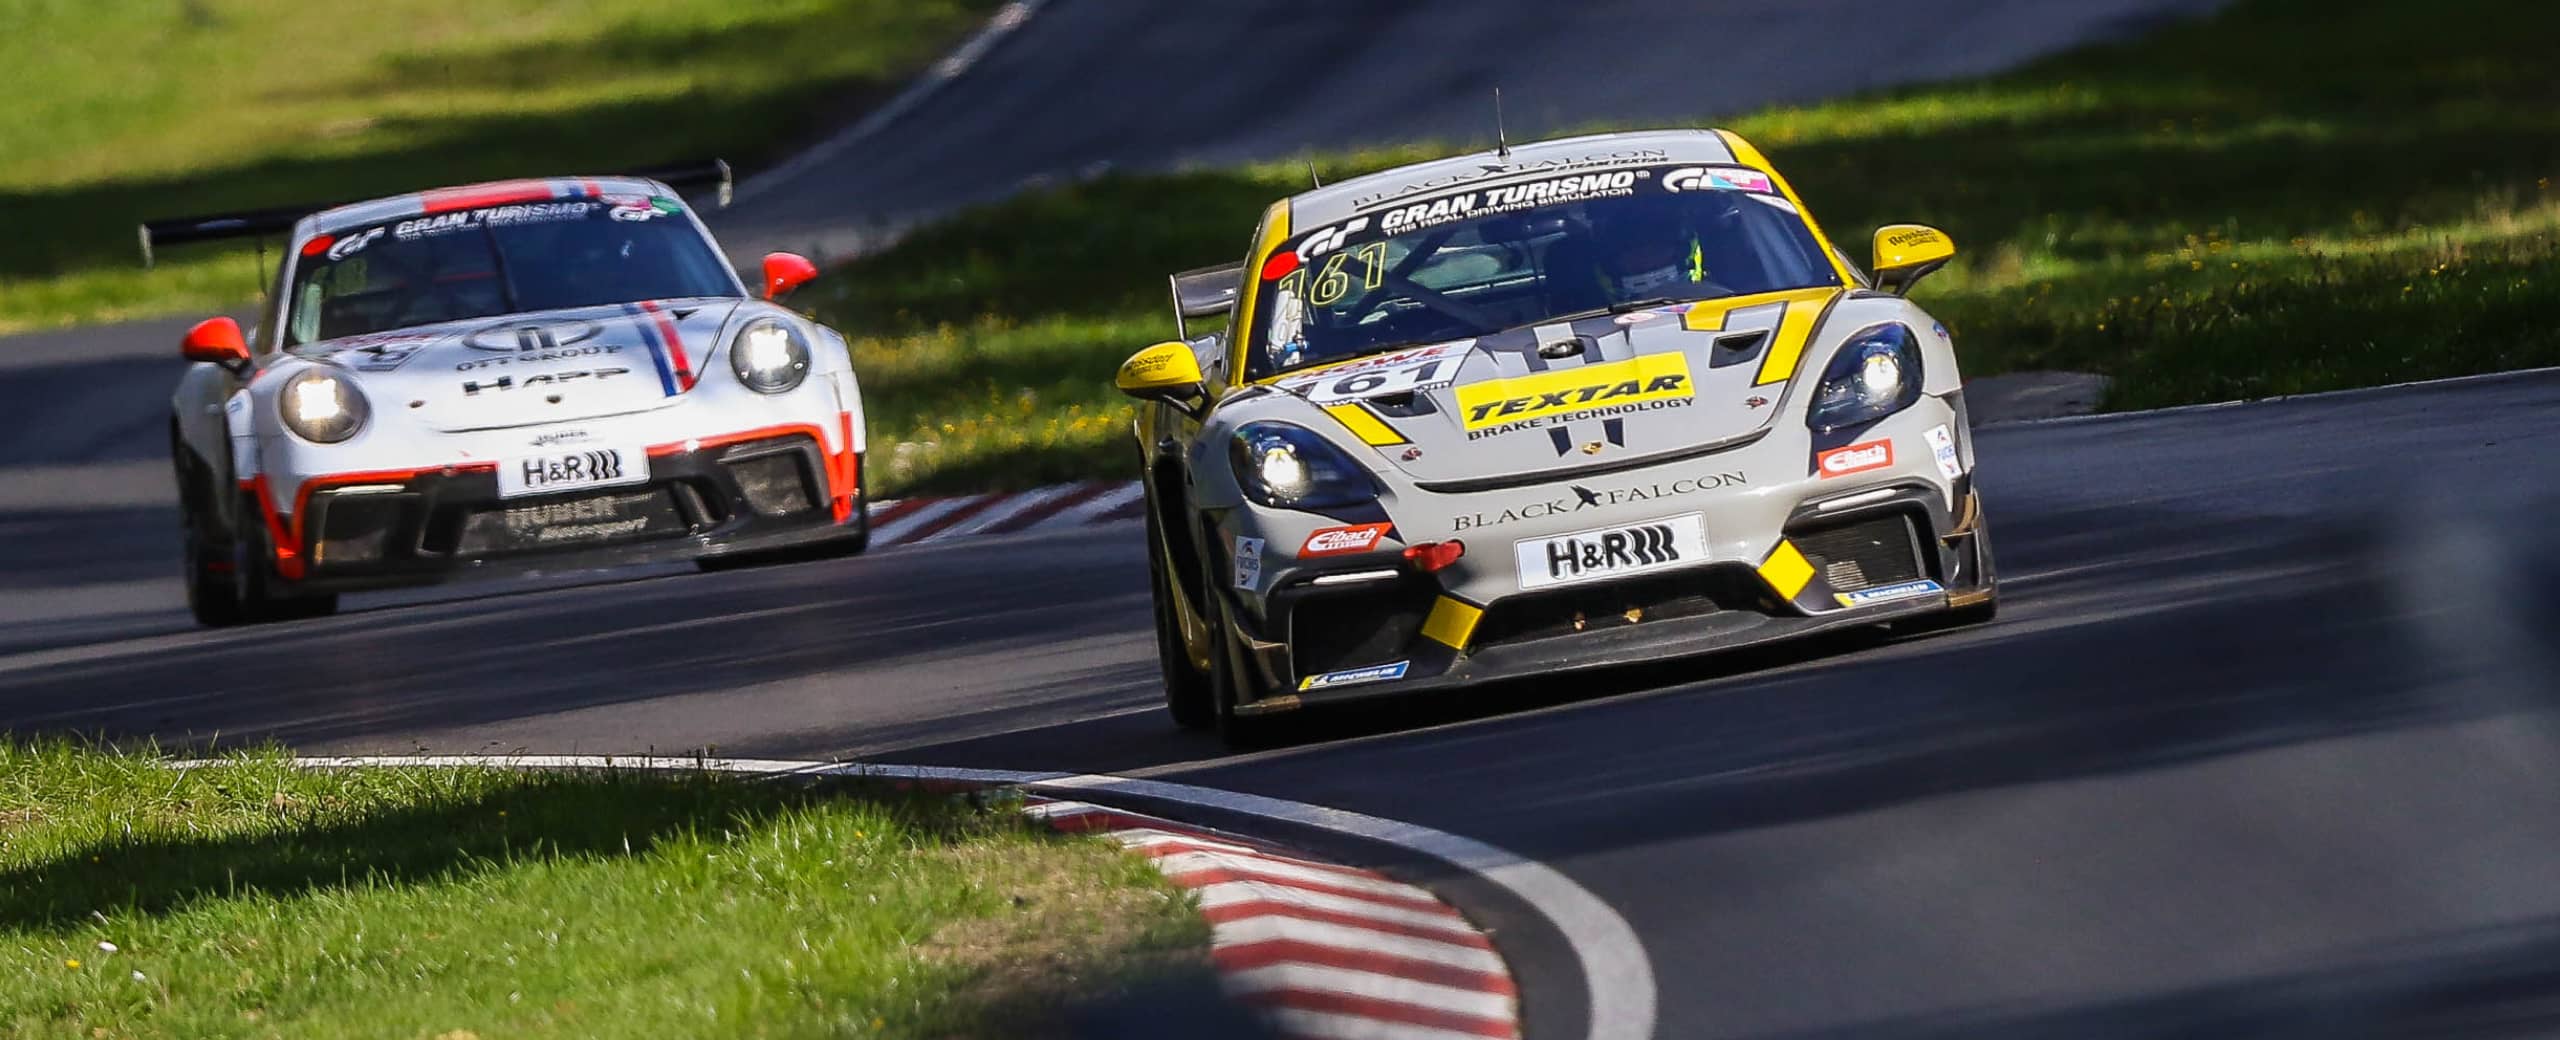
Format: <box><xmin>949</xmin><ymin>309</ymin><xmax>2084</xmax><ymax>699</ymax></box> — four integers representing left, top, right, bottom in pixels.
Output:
<box><xmin>877</xmin><ymin>500</ymin><xmax>2560</xmax><ymax>847</ymax></box>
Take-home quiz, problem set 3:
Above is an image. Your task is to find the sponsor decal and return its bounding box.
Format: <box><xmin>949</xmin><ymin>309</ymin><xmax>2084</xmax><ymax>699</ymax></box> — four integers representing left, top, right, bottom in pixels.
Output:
<box><xmin>464</xmin><ymin>320</ymin><xmax>605</xmax><ymax>354</ymax></box>
<box><xmin>1348</xmin><ymin>149</ymin><xmax>1669</xmax><ymax>208</ymax></box>
<box><xmin>1744</xmin><ymin>395</ymin><xmax>1770</xmax><ymax>409</ymax></box>
<box><xmin>1232</xmin><ymin>536</ymin><xmax>1265</xmax><ymax>590</ymax></box>
<box><xmin>1661</xmin><ymin>166</ymin><xmax>1775</xmax><ymax>194</ymax></box>
<box><xmin>461</xmin><ymin>368</ymin><xmax>631</xmax><ymax>396</ymax></box>
<box><xmin>1515</xmin><ymin>512</ymin><xmax>1708</xmax><ymax>590</ymax></box>
<box><xmin>1885</xmin><ymin>227</ymin><xmax>1944</xmax><ymax>250</ymax></box>
<box><xmin>452</xmin><ymin>345</ymin><xmax>621</xmax><ymax>372</ymax></box>
<box><xmin>1299</xmin><ymin>523</ymin><xmax>1392</xmax><ymax>558</ymax></box>
<box><xmin>1835</xmin><ymin>579</ymin><xmax>1945</xmax><ymax>608</ymax></box>
<box><xmin>1817</xmin><ymin>440</ymin><xmax>1894</xmax><ymax>478</ymax></box>
<box><xmin>529</xmin><ymin>428</ymin><xmax>594</xmax><ymax>448</ymax></box>
<box><xmin>394</xmin><ymin>201</ymin><xmax>595</xmax><ymax>240</ymax></box>
<box><xmin>496</xmin><ymin>445</ymin><xmax>646</xmax><ymax>499</ymax></box>
<box><xmin>324</xmin><ymin>226</ymin><xmax>386</xmax><ymax>261</ymax></box>
<box><xmin>1613</xmin><ymin>309</ymin><xmax>1670</xmax><ymax>326</ymax></box>
<box><xmin>1924</xmin><ymin>425</ymin><xmax>1964</xmax><ymax>480</ymax></box>
<box><xmin>1458</xmin><ymin>354</ymin><xmax>1693</xmax><ymax>434</ymax></box>
<box><xmin>1278</xmin><ymin>340</ymin><xmax>1472</xmax><ymax>404</ymax></box>
<box><xmin>501</xmin><ymin>494</ymin><xmax>653</xmax><ymax>542</ymax></box>
<box><xmin>1399</xmin><ymin>447</ymin><xmax>1424</xmax><ymax>462</ymax></box>
<box><xmin>1932</xmin><ymin>322</ymin><xmax>1951</xmax><ymax>342</ymax></box>
<box><xmin>602</xmin><ymin>194</ymin><xmax>682</xmax><ymax>222</ymax></box>
<box><xmin>1298</xmin><ymin>660</ymin><xmax>1411</xmax><ymax>692</ymax></box>
<box><xmin>1295</xmin><ymin>216</ymin><xmax>1370</xmax><ymax>260</ymax></box>
<box><xmin>1449</xmin><ymin>472</ymin><xmax>1746</xmax><ymax>531</ymax></box>
<box><xmin>1376</xmin><ymin>170</ymin><xmax>1646</xmax><ymax>235</ymax></box>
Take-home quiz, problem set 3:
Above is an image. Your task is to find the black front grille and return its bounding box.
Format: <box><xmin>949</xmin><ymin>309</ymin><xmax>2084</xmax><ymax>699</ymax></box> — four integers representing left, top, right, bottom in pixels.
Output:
<box><xmin>450</xmin><ymin>487</ymin><xmax>690</xmax><ymax>555</ymax></box>
<box><xmin>1474</xmin><ymin>571</ymin><xmax>1753</xmax><ymax>649</ymax></box>
<box><xmin>726</xmin><ymin>451</ymin><xmax>822</xmax><ymax>518</ymax></box>
<box><xmin>310</xmin><ymin>493</ymin><xmax>414</xmax><ymax>566</ymax></box>
<box><xmin>1792</xmin><ymin>513</ymin><xmax>1926</xmax><ymax>592</ymax></box>
<box><xmin>1285</xmin><ymin>581</ymin><xmax>1437</xmax><ymax>679</ymax></box>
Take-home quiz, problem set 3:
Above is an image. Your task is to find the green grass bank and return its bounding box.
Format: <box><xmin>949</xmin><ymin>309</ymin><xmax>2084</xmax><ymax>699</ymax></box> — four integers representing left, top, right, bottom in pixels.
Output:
<box><xmin>0</xmin><ymin>0</ymin><xmax>998</xmax><ymax>334</ymax></box>
<box><xmin>812</xmin><ymin>0</ymin><xmax>2560</xmax><ymax>496</ymax></box>
<box><xmin>0</xmin><ymin>743</ymin><xmax>1203</xmax><ymax>1038</ymax></box>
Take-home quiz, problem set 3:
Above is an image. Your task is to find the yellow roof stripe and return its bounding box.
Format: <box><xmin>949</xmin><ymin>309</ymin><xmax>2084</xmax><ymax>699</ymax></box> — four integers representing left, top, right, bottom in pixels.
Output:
<box><xmin>1716</xmin><ymin>129</ymin><xmax>1861</xmax><ymax>288</ymax></box>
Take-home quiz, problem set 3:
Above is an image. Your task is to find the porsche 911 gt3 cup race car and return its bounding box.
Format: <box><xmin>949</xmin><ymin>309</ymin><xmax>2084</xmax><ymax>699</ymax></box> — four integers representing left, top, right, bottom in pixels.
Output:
<box><xmin>1117</xmin><ymin>129</ymin><xmax>1996</xmax><ymax>742</ymax></box>
<box><xmin>155</xmin><ymin>162</ymin><xmax>871</xmax><ymax>626</ymax></box>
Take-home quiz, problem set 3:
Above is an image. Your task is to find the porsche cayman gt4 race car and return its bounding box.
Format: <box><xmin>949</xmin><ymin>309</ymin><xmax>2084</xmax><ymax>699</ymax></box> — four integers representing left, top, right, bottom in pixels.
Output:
<box><xmin>154</xmin><ymin>162</ymin><xmax>871</xmax><ymax>627</ymax></box>
<box><xmin>1118</xmin><ymin>129</ymin><xmax>1996</xmax><ymax>742</ymax></box>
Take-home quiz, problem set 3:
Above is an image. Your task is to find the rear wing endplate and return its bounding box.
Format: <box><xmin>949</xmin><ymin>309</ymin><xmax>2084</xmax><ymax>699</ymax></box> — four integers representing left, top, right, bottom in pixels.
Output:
<box><xmin>1168</xmin><ymin>262</ymin><xmax>1243</xmax><ymax>341</ymax></box>
<box><xmin>136</xmin><ymin>158</ymin><xmax>734</xmax><ymax>268</ymax></box>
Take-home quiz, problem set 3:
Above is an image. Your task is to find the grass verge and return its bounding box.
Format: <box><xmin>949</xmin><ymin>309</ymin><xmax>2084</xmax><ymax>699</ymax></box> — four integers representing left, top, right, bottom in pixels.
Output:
<box><xmin>0</xmin><ymin>0</ymin><xmax>999</xmax><ymax>335</ymax></box>
<box><xmin>0</xmin><ymin>741</ymin><xmax>1205</xmax><ymax>1038</ymax></box>
<box><xmin>811</xmin><ymin>0</ymin><xmax>2560</xmax><ymax>496</ymax></box>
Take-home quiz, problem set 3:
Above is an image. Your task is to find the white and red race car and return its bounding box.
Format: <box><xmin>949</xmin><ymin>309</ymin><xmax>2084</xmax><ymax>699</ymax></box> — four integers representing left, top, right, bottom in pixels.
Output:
<box><xmin>153</xmin><ymin>163</ymin><xmax>870</xmax><ymax>626</ymax></box>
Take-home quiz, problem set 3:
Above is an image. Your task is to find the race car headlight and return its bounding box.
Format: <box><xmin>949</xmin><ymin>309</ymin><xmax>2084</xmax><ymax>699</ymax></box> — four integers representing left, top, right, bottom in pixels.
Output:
<box><xmin>1806</xmin><ymin>323</ymin><xmax>1924</xmax><ymax>433</ymax></box>
<box><xmin>1229</xmin><ymin>422</ymin><xmax>1376</xmax><ymax>510</ymax></box>
<box><xmin>278</xmin><ymin>368</ymin><xmax>369</xmax><ymax>444</ymax></box>
<box><xmin>729</xmin><ymin>318</ymin><xmax>812</xmax><ymax>394</ymax></box>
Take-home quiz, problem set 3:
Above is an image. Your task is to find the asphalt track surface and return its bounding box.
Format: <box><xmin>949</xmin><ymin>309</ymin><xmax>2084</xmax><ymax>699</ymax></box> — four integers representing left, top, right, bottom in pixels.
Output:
<box><xmin>13</xmin><ymin>1</ymin><xmax>2560</xmax><ymax>1037</ymax></box>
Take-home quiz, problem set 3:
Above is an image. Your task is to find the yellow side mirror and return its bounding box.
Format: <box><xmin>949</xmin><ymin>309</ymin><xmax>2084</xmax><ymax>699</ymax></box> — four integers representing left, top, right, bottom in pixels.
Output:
<box><xmin>1115</xmin><ymin>341</ymin><xmax>1206</xmax><ymax>405</ymax></box>
<box><xmin>1871</xmin><ymin>224</ymin><xmax>1956</xmax><ymax>296</ymax></box>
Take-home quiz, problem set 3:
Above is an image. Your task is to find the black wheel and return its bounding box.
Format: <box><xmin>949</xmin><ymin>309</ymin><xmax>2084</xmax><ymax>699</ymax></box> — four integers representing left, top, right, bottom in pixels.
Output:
<box><xmin>1147</xmin><ymin>509</ymin><xmax>1213</xmax><ymax>729</ymax></box>
<box><xmin>176</xmin><ymin>460</ymin><xmax>248</xmax><ymax>629</ymax></box>
<box><xmin>232</xmin><ymin>491</ymin><xmax>338</xmax><ymax>624</ymax></box>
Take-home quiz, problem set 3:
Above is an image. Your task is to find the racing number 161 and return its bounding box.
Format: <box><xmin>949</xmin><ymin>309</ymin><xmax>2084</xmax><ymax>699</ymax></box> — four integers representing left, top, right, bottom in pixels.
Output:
<box><xmin>1275</xmin><ymin>242</ymin><xmax>1389</xmax><ymax>308</ymax></box>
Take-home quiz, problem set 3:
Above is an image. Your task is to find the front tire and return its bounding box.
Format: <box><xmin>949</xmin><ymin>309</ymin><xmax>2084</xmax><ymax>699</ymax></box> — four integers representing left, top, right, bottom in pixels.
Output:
<box><xmin>1147</xmin><ymin>509</ymin><xmax>1214</xmax><ymax>729</ymax></box>
<box><xmin>230</xmin><ymin>490</ymin><xmax>338</xmax><ymax>624</ymax></box>
<box><xmin>178</xmin><ymin>476</ymin><xmax>248</xmax><ymax>628</ymax></box>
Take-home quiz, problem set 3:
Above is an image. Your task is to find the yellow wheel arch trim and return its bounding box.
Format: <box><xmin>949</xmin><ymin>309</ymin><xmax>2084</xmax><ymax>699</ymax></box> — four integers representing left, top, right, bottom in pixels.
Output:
<box><xmin>1758</xmin><ymin>540</ymin><xmax>1817</xmax><ymax>601</ymax></box>
<box><xmin>1420</xmin><ymin>596</ymin><xmax>1484</xmax><ymax>650</ymax></box>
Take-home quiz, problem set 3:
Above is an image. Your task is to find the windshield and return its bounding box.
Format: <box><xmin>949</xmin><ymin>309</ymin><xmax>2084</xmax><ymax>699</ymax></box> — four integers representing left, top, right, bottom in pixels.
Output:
<box><xmin>283</xmin><ymin>195</ymin><xmax>736</xmax><ymax>346</ymax></box>
<box><xmin>1247</xmin><ymin>164</ymin><xmax>1841</xmax><ymax>380</ymax></box>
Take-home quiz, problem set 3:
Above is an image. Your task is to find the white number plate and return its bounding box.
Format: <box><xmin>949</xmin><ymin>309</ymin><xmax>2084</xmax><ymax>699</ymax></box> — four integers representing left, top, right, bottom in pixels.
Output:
<box><xmin>1278</xmin><ymin>340</ymin><xmax>1471</xmax><ymax>404</ymax></box>
<box><xmin>497</xmin><ymin>445</ymin><xmax>647</xmax><ymax>499</ymax></box>
<box><xmin>1514</xmin><ymin>513</ymin><xmax>1709</xmax><ymax>590</ymax></box>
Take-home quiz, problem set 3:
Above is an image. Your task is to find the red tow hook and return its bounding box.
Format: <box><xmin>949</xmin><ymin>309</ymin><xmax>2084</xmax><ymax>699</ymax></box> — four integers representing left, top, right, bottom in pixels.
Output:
<box><xmin>1403</xmin><ymin>540</ymin><xmax>1466</xmax><ymax>573</ymax></box>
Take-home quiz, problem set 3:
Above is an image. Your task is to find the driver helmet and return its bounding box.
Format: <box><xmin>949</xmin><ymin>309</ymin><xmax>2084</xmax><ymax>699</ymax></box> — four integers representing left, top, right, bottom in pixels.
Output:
<box><xmin>1588</xmin><ymin>197</ymin><xmax>1698</xmax><ymax>296</ymax></box>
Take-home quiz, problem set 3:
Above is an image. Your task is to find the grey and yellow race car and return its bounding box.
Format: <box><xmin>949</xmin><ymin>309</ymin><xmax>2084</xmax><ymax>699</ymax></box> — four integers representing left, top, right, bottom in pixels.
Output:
<box><xmin>1117</xmin><ymin>129</ymin><xmax>1995</xmax><ymax>743</ymax></box>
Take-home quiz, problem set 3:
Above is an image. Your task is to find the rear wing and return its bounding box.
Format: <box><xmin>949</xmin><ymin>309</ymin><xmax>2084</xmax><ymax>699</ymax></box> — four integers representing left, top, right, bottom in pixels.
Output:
<box><xmin>136</xmin><ymin>158</ymin><xmax>735</xmax><ymax>267</ymax></box>
<box><xmin>1167</xmin><ymin>262</ymin><xmax>1244</xmax><ymax>341</ymax></box>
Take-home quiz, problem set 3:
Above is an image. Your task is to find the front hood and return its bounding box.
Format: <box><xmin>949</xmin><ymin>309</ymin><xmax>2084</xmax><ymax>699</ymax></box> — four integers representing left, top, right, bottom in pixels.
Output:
<box><xmin>1270</xmin><ymin>287</ymin><xmax>1840</xmax><ymax>484</ymax></box>
<box><xmin>291</xmin><ymin>299</ymin><xmax>742</xmax><ymax>432</ymax></box>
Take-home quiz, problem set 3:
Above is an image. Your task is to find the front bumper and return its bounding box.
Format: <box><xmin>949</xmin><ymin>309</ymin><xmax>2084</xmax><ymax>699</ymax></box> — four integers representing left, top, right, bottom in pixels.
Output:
<box><xmin>252</xmin><ymin>430</ymin><xmax>863</xmax><ymax>592</ymax></box>
<box><xmin>1213</xmin><ymin>395</ymin><xmax>1993</xmax><ymax>710</ymax></box>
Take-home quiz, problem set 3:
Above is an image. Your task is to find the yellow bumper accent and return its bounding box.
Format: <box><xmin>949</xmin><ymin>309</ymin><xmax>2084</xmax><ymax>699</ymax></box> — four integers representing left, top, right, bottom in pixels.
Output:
<box><xmin>1321</xmin><ymin>402</ymin><xmax>1410</xmax><ymax>446</ymax></box>
<box><xmin>1420</xmin><ymin>596</ymin><xmax>1484</xmax><ymax>650</ymax></box>
<box><xmin>1758</xmin><ymin>541</ymin><xmax>1816</xmax><ymax>601</ymax></box>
